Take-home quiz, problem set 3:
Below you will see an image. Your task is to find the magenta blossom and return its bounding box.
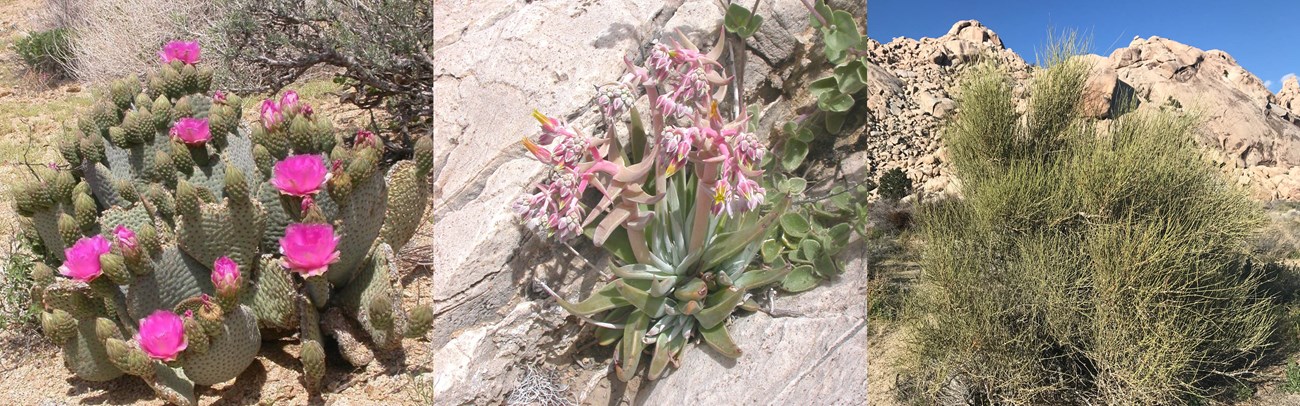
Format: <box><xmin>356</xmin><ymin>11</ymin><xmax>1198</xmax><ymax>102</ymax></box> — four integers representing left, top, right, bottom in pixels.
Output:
<box><xmin>212</xmin><ymin>91</ymin><xmax>227</xmax><ymax>103</ymax></box>
<box><xmin>59</xmin><ymin>235</ymin><xmax>112</xmax><ymax>282</ymax></box>
<box><xmin>137</xmin><ymin>310</ymin><xmax>187</xmax><ymax>361</ymax></box>
<box><xmin>280</xmin><ymin>223</ymin><xmax>341</xmax><ymax>277</ymax></box>
<box><xmin>212</xmin><ymin>256</ymin><xmax>240</xmax><ymax>296</ymax></box>
<box><xmin>158</xmin><ymin>40</ymin><xmax>200</xmax><ymax>65</ymax></box>
<box><xmin>170</xmin><ymin>118</ymin><xmax>211</xmax><ymax>146</ymax></box>
<box><xmin>260</xmin><ymin>99</ymin><xmax>283</xmax><ymax>129</ymax></box>
<box><xmin>272</xmin><ymin>154</ymin><xmax>331</xmax><ymax>197</ymax></box>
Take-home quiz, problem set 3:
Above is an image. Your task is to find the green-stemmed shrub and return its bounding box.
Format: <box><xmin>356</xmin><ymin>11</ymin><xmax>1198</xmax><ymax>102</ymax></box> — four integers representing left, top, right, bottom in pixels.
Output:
<box><xmin>905</xmin><ymin>41</ymin><xmax>1276</xmax><ymax>405</ymax></box>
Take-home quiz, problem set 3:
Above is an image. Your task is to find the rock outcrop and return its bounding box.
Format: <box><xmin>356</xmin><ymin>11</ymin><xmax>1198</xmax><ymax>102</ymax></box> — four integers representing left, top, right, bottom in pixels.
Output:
<box><xmin>867</xmin><ymin>20</ymin><xmax>1300</xmax><ymax>201</ymax></box>
<box><xmin>432</xmin><ymin>0</ymin><xmax>866</xmax><ymax>402</ymax></box>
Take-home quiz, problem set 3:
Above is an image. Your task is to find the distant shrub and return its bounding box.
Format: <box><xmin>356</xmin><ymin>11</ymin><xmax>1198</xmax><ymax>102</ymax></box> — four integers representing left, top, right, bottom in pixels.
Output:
<box><xmin>215</xmin><ymin>0</ymin><xmax>432</xmax><ymax>138</ymax></box>
<box><xmin>14</xmin><ymin>28</ymin><xmax>74</xmax><ymax>78</ymax></box>
<box><xmin>906</xmin><ymin>39</ymin><xmax>1277</xmax><ymax>405</ymax></box>
<box><xmin>876</xmin><ymin>168</ymin><xmax>912</xmax><ymax>202</ymax></box>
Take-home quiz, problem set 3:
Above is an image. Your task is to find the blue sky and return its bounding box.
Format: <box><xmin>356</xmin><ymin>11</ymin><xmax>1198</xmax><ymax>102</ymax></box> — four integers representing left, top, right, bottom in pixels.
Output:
<box><xmin>868</xmin><ymin>0</ymin><xmax>1299</xmax><ymax>93</ymax></box>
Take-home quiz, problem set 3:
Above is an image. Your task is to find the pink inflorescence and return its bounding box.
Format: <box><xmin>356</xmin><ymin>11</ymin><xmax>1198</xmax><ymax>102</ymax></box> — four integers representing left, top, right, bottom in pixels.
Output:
<box><xmin>159</xmin><ymin>40</ymin><xmax>201</xmax><ymax>65</ymax></box>
<box><xmin>59</xmin><ymin>235</ymin><xmax>112</xmax><ymax>282</ymax></box>
<box><xmin>137</xmin><ymin>310</ymin><xmax>188</xmax><ymax>361</ymax></box>
<box><xmin>279</xmin><ymin>223</ymin><xmax>341</xmax><ymax>277</ymax></box>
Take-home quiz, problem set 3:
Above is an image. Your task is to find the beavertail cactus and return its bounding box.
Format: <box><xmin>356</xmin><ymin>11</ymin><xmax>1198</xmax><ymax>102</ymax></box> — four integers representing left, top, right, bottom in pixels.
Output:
<box><xmin>15</xmin><ymin>40</ymin><xmax>435</xmax><ymax>405</ymax></box>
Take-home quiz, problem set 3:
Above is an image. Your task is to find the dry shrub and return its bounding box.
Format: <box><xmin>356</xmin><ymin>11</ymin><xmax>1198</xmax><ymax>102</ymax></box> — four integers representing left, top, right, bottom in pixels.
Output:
<box><xmin>906</xmin><ymin>37</ymin><xmax>1277</xmax><ymax>405</ymax></box>
<box><xmin>60</xmin><ymin>0</ymin><xmax>220</xmax><ymax>85</ymax></box>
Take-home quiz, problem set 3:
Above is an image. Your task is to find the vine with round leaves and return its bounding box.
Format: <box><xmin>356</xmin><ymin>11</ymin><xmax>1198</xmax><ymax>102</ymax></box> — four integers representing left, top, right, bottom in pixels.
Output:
<box><xmin>723</xmin><ymin>0</ymin><xmax>869</xmax><ymax>292</ymax></box>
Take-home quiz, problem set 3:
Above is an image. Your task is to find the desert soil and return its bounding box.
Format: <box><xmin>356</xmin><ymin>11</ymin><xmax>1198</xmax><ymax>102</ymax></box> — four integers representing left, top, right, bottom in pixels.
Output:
<box><xmin>0</xmin><ymin>0</ymin><xmax>436</xmax><ymax>404</ymax></box>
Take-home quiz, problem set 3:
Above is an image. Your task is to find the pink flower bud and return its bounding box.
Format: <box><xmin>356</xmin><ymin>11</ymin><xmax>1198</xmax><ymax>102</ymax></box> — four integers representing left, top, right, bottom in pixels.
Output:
<box><xmin>58</xmin><ymin>235</ymin><xmax>112</xmax><ymax>282</ymax></box>
<box><xmin>260</xmin><ymin>99</ymin><xmax>282</xmax><ymax>129</ymax></box>
<box><xmin>280</xmin><ymin>90</ymin><xmax>299</xmax><ymax>112</ymax></box>
<box><xmin>114</xmin><ymin>225</ymin><xmax>138</xmax><ymax>256</ymax></box>
<box><xmin>137</xmin><ymin>310</ymin><xmax>187</xmax><ymax>361</ymax></box>
<box><xmin>158</xmin><ymin>40</ymin><xmax>200</xmax><ymax>65</ymax></box>
<box><xmin>212</xmin><ymin>256</ymin><xmax>240</xmax><ymax>296</ymax></box>
<box><xmin>279</xmin><ymin>223</ymin><xmax>341</xmax><ymax>277</ymax></box>
<box><xmin>271</xmin><ymin>154</ymin><xmax>331</xmax><ymax>197</ymax></box>
<box><xmin>170</xmin><ymin>118</ymin><xmax>211</xmax><ymax>146</ymax></box>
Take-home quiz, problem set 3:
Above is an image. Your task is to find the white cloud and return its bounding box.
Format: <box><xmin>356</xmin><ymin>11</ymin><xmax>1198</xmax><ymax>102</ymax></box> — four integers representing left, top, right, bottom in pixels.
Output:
<box><xmin>1265</xmin><ymin>80</ymin><xmax>1273</xmax><ymax>88</ymax></box>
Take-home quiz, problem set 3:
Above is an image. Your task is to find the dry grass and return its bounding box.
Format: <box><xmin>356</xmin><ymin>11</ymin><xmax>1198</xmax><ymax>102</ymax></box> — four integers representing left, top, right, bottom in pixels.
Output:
<box><xmin>60</xmin><ymin>0</ymin><xmax>222</xmax><ymax>85</ymax></box>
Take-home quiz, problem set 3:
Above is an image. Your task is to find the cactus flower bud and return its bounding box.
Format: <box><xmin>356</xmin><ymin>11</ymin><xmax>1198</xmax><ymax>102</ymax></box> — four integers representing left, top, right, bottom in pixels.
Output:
<box><xmin>271</xmin><ymin>154</ymin><xmax>331</xmax><ymax>197</ymax></box>
<box><xmin>280</xmin><ymin>90</ymin><xmax>300</xmax><ymax>113</ymax></box>
<box><xmin>170</xmin><ymin>117</ymin><xmax>210</xmax><ymax>146</ymax></box>
<box><xmin>158</xmin><ymin>40</ymin><xmax>200</xmax><ymax>65</ymax></box>
<box><xmin>113</xmin><ymin>225</ymin><xmax>138</xmax><ymax>256</ymax></box>
<box><xmin>136</xmin><ymin>310</ymin><xmax>187</xmax><ymax>361</ymax></box>
<box><xmin>212</xmin><ymin>256</ymin><xmax>240</xmax><ymax>297</ymax></box>
<box><xmin>59</xmin><ymin>235</ymin><xmax>112</xmax><ymax>282</ymax></box>
<box><xmin>279</xmin><ymin>223</ymin><xmax>341</xmax><ymax>277</ymax></box>
<box><xmin>259</xmin><ymin>99</ymin><xmax>282</xmax><ymax>129</ymax></box>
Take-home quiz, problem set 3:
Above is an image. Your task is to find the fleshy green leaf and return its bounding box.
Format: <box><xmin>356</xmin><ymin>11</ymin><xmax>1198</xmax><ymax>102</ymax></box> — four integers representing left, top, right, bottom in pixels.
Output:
<box><xmin>825</xmin><ymin>111</ymin><xmax>847</xmax><ymax>134</ymax></box>
<box><xmin>818</xmin><ymin>90</ymin><xmax>854</xmax><ymax>113</ymax></box>
<box><xmin>836</xmin><ymin>60</ymin><xmax>867</xmax><ymax>94</ymax></box>
<box><xmin>761</xmin><ymin>238</ymin><xmax>783</xmax><ymax>263</ymax></box>
<box><xmin>724</xmin><ymin>4</ymin><xmax>753</xmax><ymax>33</ymax></box>
<box><xmin>809</xmin><ymin>76</ymin><xmax>838</xmax><ymax>98</ymax></box>
<box><xmin>616</xmin><ymin>312</ymin><xmax>650</xmax><ymax>381</ymax></box>
<box><xmin>780</xmin><ymin>265</ymin><xmax>819</xmax><ymax>292</ymax></box>
<box><xmin>629</xmin><ymin>107</ymin><xmax>647</xmax><ymax>164</ymax></box>
<box><xmin>782</xmin><ymin>140</ymin><xmax>809</xmax><ymax>171</ymax></box>
<box><xmin>701</xmin><ymin>196</ymin><xmax>790</xmax><ymax>270</ymax></box>
<box><xmin>796</xmin><ymin>127</ymin><xmax>815</xmax><ymax>143</ymax></box>
<box><xmin>734</xmin><ymin>266</ymin><xmax>793</xmax><ymax>290</ymax></box>
<box><xmin>799</xmin><ymin>239</ymin><xmax>823</xmax><ymax>261</ymax></box>
<box><xmin>825</xmin><ymin>10</ymin><xmax>862</xmax><ymax>52</ymax></box>
<box><xmin>784</xmin><ymin>177</ymin><xmax>808</xmax><ymax>195</ymax></box>
<box><xmin>696</xmin><ymin>287</ymin><xmax>744</xmax><ymax>329</ymax></box>
<box><xmin>615</xmin><ymin>279</ymin><xmax>668</xmax><ymax>318</ymax></box>
<box><xmin>700</xmin><ymin>322</ymin><xmax>743</xmax><ymax>358</ymax></box>
<box><xmin>780</xmin><ymin>212</ymin><xmax>811</xmax><ymax>238</ymax></box>
<box><xmin>552</xmin><ymin>282</ymin><xmax>630</xmax><ymax>316</ymax></box>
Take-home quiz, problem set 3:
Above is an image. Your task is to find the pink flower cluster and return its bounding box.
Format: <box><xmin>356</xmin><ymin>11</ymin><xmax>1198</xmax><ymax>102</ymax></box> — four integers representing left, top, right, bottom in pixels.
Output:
<box><xmin>260</xmin><ymin>90</ymin><xmax>309</xmax><ymax>130</ymax></box>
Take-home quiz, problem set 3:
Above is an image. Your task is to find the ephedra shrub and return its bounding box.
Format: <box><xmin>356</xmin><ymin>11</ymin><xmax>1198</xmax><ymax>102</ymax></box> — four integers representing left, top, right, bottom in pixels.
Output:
<box><xmin>906</xmin><ymin>42</ymin><xmax>1277</xmax><ymax>405</ymax></box>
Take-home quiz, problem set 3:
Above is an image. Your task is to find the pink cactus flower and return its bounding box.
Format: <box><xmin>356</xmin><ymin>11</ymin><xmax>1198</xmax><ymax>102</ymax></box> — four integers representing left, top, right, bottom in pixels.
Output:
<box><xmin>137</xmin><ymin>310</ymin><xmax>188</xmax><ymax>361</ymax></box>
<box><xmin>260</xmin><ymin>99</ymin><xmax>283</xmax><ymax>129</ymax></box>
<box><xmin>271</xmin><ymin>154</ymin><xmax>331</xmax><ymax>197</ymax></box>
<box><xmin>212</xmin><ymin>256</ymin><xmax>240</xmax><ymax>296</ymax></box>
<box><xmin>279</xmin><ymin>223</ymin><xmax>341</xmax><ymax>277</ymax></box>
<box><xmin>170</xmin><ymin>118</ymin><xmax>211</xmax><ymax>146</ymax></box>
<box><xmin>59</xmin><ymin>235</ymin><xmax>112</xmax><ymax>282</ymax></box>
<box><xmin>212</xmin><ymin>91</ymin><xmax>227</xmax><ymax>103</ymax></box>
<box><xmin>158</xmin><ymin>40</ymin><xmax>201</xmax><ymax>65</ymax></box>
<box><xmin>280</xmin><ymin>90</ymin><xmax>299</xmax><ymax>112</ymax></box>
